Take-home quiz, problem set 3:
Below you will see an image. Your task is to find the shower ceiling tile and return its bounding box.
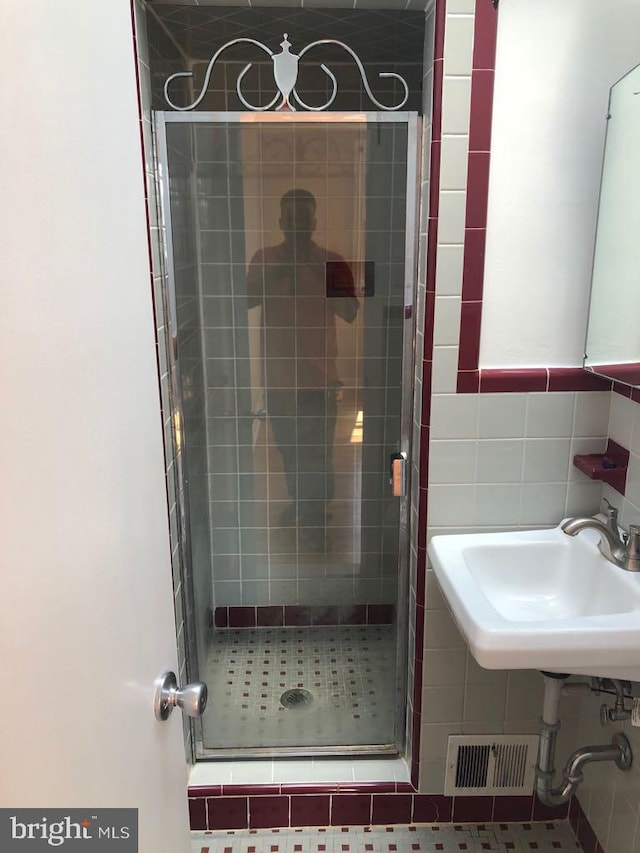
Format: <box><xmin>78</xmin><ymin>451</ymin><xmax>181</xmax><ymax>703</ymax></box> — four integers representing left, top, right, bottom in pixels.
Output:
<box><xmin>148</xmin><ymin>6</ymin><xmax>426</xmax><ymax>68</ymax></box>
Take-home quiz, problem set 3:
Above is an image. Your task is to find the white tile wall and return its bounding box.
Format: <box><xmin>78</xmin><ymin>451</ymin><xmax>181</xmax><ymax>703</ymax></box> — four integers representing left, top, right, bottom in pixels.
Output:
<box><xmin>427</xmin><ymin>391</ymin><xmax>610</xmax><ymax>533</ymax></box>
<box><xmin>437</xmin><ymin>191</ymin><xmax>467</xmax><ymax>243</ymax></box>
<box><xmin>442</xmin><ymin>14</ymin><xmax>475</xmax><ymax>76</ymax></box>
<box><xmin>435</xmin><ymin>244</ymin><xmax>464</xmax><ymax>295</ymax></box>
<box><xmin>440</xmin><ymin>77</ymin><xmax>472</xmax><ymax>135</ymax></box>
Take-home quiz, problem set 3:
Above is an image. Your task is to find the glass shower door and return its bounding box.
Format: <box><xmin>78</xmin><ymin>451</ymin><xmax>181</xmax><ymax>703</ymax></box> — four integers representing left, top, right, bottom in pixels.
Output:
<box><xmin>158</xmin><ymin>113</ymin><xmax>418</xmax><ymax>756</ymax></box>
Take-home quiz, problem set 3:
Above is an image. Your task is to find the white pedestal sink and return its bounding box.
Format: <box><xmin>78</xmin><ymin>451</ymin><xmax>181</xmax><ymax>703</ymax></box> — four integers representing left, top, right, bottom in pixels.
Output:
<box><xmin>427</xmin><ymin>523</ymin><xmax>640</xmax><ymax>681</ymax></box>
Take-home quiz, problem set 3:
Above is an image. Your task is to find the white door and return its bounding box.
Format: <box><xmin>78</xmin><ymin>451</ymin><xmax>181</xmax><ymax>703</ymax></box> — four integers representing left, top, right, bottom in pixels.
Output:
<box><xmin>0</xmin><ymin>3</ymin><xmax>190</xmax><ymax>852</ymax></box>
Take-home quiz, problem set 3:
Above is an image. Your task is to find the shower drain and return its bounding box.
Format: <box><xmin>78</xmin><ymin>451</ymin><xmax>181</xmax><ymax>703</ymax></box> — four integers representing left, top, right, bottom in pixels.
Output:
<box><xmin>280</xmin><ymin>688</ymin><xmax>314</xmax><ymax>710</ymax></box>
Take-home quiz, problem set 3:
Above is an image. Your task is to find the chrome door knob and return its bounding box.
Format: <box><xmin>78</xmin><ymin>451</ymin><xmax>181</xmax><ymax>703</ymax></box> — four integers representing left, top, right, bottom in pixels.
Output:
<box><xmin>154</xmin><ymin>671</ymin><xmax>208</xmax><ymax>721</ymax></box>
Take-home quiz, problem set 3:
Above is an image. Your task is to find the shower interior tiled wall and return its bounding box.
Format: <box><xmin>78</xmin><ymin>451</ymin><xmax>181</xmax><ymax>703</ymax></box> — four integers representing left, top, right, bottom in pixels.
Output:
<box><xmin>175</xmin><ymin>119</ymin><xmax>409</xmax><ymax>610</ymax></box>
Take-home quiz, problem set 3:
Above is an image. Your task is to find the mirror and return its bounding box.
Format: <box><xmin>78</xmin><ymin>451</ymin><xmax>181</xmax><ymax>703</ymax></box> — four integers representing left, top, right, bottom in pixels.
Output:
<box><xmin>584</xmin><ymin>62</ymin><xmax>640</xmax><ymax>387</ymax></box>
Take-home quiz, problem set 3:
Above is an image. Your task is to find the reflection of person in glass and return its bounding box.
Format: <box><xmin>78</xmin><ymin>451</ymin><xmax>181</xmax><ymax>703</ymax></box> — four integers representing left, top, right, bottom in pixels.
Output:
<box><xmin>247</xmin><ymin>189</ymin><xmax>358</xmax><ymax>551</ymax></box>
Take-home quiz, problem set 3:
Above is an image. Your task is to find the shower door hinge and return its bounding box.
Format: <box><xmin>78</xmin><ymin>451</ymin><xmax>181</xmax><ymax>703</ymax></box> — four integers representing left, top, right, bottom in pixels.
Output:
<box><xmin>390</xmin><ymin>452</ymin><xmax>407</xmax><ymax>497</ymax></box>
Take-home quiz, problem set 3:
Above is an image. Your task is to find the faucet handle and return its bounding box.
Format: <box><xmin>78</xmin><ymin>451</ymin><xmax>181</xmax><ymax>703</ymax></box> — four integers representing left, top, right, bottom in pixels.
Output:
<box><xmin>623</xmin><ymin>525</ymin><xmax>640</xmax><ymax>572</ymax></box>
<box><xmin>601</xmin><ymin>497</ymin><xmax>619</xmax><ymax>527</ymax></box>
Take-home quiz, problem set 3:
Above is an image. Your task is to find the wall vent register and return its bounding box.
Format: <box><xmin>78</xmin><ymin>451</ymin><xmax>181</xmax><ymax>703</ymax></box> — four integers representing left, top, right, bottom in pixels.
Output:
<box><xmin>444</xmin><ymin>735</ymin><xmax>540</xmax><ymax>796</ymax></box>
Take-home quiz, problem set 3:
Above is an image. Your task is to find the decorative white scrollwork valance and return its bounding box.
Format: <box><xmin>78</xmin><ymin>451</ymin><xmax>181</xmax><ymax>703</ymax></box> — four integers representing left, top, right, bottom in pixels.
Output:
<box><xmin>163</xmin><ymin>34</ymin><xmax>409</xmax><ymax>113</ymax></box>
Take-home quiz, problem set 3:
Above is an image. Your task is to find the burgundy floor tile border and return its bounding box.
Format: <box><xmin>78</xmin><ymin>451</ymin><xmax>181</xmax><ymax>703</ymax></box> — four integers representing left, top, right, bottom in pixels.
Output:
<box><xmin>249</xmin><ymin>795</ymin><xmax>289</xmax><ymax>829</ymax></box>
<box><xmin>188</xmin><ymin>789</ymin><xmax>577</xmax><ymax>831</ymax></box>
<box><xmin>290</xmin><ymin>794</ymin><xmax>330</xmax><ymax>827</ymax></box>
<box><xmin>330</xmin><ymin>794</ymin><xmax>372</xmax><ymax>826</ymax></box>
<box><xmin>213</xmin><ymin>604</ymin><xmax>396</xmax><ymax>628</ymax></box>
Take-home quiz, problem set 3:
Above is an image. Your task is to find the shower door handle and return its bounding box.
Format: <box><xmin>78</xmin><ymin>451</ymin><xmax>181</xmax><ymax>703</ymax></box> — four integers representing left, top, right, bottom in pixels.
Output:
<box><xmin>390</xmin><ymin>452</ymin><xmax>407</xmax><ymax>497</ymax></box>
<box><xmin>154</xmin><ymin>671</ymin><xmax>208</xmax><ymax>721</ymax></box>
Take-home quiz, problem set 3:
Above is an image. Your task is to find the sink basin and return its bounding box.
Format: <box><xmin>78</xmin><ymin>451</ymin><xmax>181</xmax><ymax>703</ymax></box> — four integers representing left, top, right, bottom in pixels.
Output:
<box><xmin>427</xmin><ymin>523</ymin><xmax>640</xmax><ymax>681</ymax></box>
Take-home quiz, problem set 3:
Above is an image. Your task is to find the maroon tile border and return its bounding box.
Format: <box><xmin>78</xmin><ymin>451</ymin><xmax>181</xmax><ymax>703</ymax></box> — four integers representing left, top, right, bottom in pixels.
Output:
<box><xmin>291</xmin><ymin>794</ymin><xmax>331</xmax><ymax>826</ymax></box>
<box><xmin>371</xmin><ymin>794</ymin><xmax>413</xmax><ymax>825</ymax></box>
<box><xmin>454</xmin><ymin>367</ymin><xmax>612</xmax><ymax>395</ymax></box>
<box><xmin>188</xmin><ymin>788</ymin><xmax>576</xmax><ymax>831</ymax></box>
<box><xmin>588</xmin><ymin>362</ymin><xmax>640</xmax><ymax>387</ymax></box>
<box><xmin>330</xmin><ymin>794</ymin><xmax>372</xmax><ymax>826</ymax></box>
<box><xmin>214</xmin><ymin>604</ymin><xmax>396</xmax><ymax>629</ymax></box>
<box><xmin>249</xmin><ymin>795</ymin><xmax>289</xmax><ymax>829</ymax></box>
<box><xmin>207</xmin><ymin>796</ymin><xmax>248</xmax><ymax>830</ymax></box>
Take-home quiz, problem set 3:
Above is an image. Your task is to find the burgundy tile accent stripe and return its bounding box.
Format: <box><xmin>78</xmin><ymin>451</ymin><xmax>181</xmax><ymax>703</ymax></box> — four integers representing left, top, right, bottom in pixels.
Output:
<box><xmin>454</xmin><ymin>367</ymin><xmax>612</xmax><ymax>394</ymax></box>
<box><xmin>257</xmin><ymin>605</ymin><xmax>284</xmax><ymax>627</ymax></box>
<box><xmin>207</xmin><ymin>796</ymin><xmax>248</xmax><ymax>830</ymax></box>
<box><xmin>479</xmin><ymin>369</ymin><xmax>547</xmax><ymax>393</ymax></box>
<box><xmin>188</xmin><ymin>797</ymin><xmax>207</xmax><ymax>831</ymax></box>
<box><xmin>472</xmin><ymin>0</ymin><xmax>498</xmax><ymax>71</ymax></box>
<box><xmin>249</xmin><ymin>795</ymin><xmax>289</xmax><ymax>829</ymax></box>
<box><xmin>588</xmin><ymin>362</ymin><xmax>640</xmax><ymax>386</ymax></box>
<box><xmin>457</xmin><ymin>302</ymin><xmax>482</xmax><ymax>371</ymax></box>
<box><xmin>291</xmin><ymin>795</ymin><xmax>330</xmax><ymax>826</ymax></box>
<box><xmin>614</xmin><ymin>381</ymin><xmax>632</xmax><ymax>398</ymax></box>
<box><xmin>461</xmin><ymin>228</ymin><xmax>486</xmax><ymax>302</ymax></box>
<box><xmin>330</xmin><ymin>794</ymin><xmax>372</xmax><ymax>826</ymax></box>
<box><xmin>213</xmin><ymin>604</ymin><xmax>396</xmax><ymax>628</ymax></box>
<box><xmin>457</xmin><ymin>370</ymin><xmax>480</xmax><ymax>393</ymax></box>
<box><xmin>468</xmin><ymin>70</ymin><xmax>494</xmax><ymax>152</ymax></box>
<box><xmin>465</xmin><ymin>153</ymin><xmax>491</xmax><ymax>230</ymax></box>
<box><xmin>547</xmin><ymin>368</ymin><xmax>611</xmax><ymax>392</ymax></box>
<box><xmin>371</xmin><ymin>794</ymin><xmax>413</xmax><ymax>824</ymax></box>
<box><xmin>452</xmin><ymin>795</ymin><xmax>494</xmax><ymax>823</ymax></box>
<box><xmin>188</xmin><ymin>790</ymin><xmax>574</xmax><ymax>831</ymax></box>
<box><xmin>412</xmin><ymin>794</ymin><xmax>453</xmax><ymax>823</ymax></box>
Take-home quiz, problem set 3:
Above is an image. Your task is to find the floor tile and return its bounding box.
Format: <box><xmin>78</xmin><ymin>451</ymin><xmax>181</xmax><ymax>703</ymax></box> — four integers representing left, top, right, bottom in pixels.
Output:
<box><xmin>202</xmin><ymin>625</ymin><xmax>396</xmax><ymax>749</ymax></box>
<box><xmin>190</xmin><ymin>822</ymin><xmax>582</xmax><ymax>853</ymax></box>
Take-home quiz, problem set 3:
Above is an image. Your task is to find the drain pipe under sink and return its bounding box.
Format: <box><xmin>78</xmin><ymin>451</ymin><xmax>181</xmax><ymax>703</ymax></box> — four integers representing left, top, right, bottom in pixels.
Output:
<box><xmin>536</xmin><ymin>673</ymin><xmax>633</xmax><ymax>807</ymax></box>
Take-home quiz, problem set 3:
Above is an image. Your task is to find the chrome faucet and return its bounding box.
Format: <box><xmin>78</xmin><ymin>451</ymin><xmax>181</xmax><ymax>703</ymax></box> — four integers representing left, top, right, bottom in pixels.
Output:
<box><xmin>561</xmin><ymin>501</ymin><xmax>640</xmax><ymax>572</ymax></box>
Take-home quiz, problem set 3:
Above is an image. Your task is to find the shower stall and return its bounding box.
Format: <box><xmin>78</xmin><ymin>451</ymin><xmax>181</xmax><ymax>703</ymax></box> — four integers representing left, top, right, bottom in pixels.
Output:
<box><xmin>156</xmin><ymin>111</ymin><xmax>419</xmax><ymax>757</ymax></box>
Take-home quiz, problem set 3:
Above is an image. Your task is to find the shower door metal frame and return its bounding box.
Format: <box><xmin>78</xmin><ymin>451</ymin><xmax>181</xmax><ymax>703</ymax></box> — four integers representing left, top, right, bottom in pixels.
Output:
<box><xmin>154</xmin><ymin>110</ymin><xmax>421</xmax><ymax>760</ymax></box>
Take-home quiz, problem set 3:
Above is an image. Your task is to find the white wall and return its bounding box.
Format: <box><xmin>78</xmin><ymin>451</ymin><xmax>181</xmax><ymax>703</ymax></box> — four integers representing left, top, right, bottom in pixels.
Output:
<box><xmin>480</xmin><ymin>0</ymin><xmax>640</xmax><ymax>368</ymax></box>
<box><xmin>0</xmin><ymin>2</ymin><xmax>189</xmax><ymax>848</ymax></box>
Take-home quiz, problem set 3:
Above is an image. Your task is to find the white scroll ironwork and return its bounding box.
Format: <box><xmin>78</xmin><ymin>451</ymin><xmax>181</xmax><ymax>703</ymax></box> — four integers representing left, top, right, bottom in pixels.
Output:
<box><xmin>163</xmin><ymin>34</ymin><xmax>410</xmax><ymax>112</ymax></box>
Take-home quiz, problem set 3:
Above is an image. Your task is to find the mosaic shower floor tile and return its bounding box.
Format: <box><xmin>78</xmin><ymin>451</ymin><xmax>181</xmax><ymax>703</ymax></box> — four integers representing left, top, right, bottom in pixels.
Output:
<box><xmin>191</xmin><ymin>823</ymin><xmax>582</xmax><ymax>853</ymax></box>
<box><xmin>201</xmin><ymin>625</ymin><xmax>397</xmax><ymax>750</ymax></box>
